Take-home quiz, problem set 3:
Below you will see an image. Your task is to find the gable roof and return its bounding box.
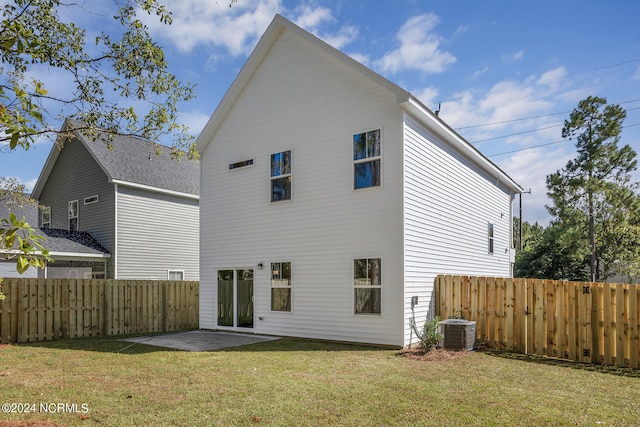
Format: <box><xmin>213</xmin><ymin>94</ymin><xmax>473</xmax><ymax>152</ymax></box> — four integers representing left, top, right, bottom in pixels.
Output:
<box><xmin>197</xmin><ymin>14</ymin><xmax>521</xmax><ymax>195</ymax></box>
<box><xmin>32</xmin><ymin>120</ymin><xmax>199</xmax><ymax>200</ymax></box>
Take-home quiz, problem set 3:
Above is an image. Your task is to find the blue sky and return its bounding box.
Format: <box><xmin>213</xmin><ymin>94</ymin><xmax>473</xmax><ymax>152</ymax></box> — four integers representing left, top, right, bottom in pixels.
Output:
<box><xmin>1</xmin><ymin>0</ymin><xmax>639</xmax><ymax>224</ymax></box>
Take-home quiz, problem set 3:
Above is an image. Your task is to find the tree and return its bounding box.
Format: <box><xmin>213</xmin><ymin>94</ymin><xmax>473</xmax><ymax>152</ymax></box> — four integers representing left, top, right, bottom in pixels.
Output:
<box><xmin>1</xmin><ymin>0</ymin><xmax>195</xmax><ymax>295</ymax></box>
<box><xmin>546</xmin><ymin>96</ymin><xmax>639</xmax><ymax>281</ymax></box>
<box><xmin>514</xmin><ymin>221</ymin><xmax>590</xmax><ymax>281</ymax></box>
<box><xmin>0</xmin><ymin>0</ymin><xmax>196</xmax><ymax>157</ymax></box>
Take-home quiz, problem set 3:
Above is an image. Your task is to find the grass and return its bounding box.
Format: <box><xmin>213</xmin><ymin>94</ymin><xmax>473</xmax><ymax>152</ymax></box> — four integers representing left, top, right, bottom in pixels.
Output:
<box><xmin>1</xmin><ymin>335</ymin><xmax>640</xmax><ymax>426</ymax></box>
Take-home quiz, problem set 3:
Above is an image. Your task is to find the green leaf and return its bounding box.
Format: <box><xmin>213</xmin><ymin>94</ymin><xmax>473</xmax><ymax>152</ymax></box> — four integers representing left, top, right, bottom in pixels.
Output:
<box><xmin>9</xmin><ymin>132</ymin><xmax>19</xmax><ymax>149</ymax></box>
<box><xmin>17</xmin><ymin>255</ymin><xmax>29</xmax><ymax>274</ymax></box>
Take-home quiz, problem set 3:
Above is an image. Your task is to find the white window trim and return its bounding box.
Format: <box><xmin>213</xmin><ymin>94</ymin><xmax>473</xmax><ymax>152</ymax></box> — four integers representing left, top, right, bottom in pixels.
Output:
<box><xmin>229</xmin><ymin>158</ymin><xmax>255</xmax><ymax>170</ymax></box>
<box><xmin>68</xmin><ymin>200</ymin><xmax>78</xmax><ymax>231</ymax></box>
<box><xmin>168</xmin><ymin>270</ymin><xmax>185</xmax><ymax>281</ymax></box>
<box><xmin>270</xmin><ymin>261</ymin><xmax>292</xmax><ymax>313</ymax></box>
<box><xmin>488</xmin><ymin>223</ymin><xmax>495</xmax><ymax>254</ymax></box>
<box><xmin>353</xmin><ymin>128</ymin><xmax>382</xmax><ymax>190</ymax></box>
<box><xmin>41</xmin><ymin>206</ymin><xmax>51</xmax><ymax>228</ymax></box>
<box><xmin>353</xmin><ymin>257</ymin><xmax>383</xmax><ymax>316</ymax></box>
<box><xmin>270</xmin><ymin>149</ymin><xmax>293</xmax><ymax>202</ymax></box>
<box><xmin>84</xmin><ymin>195</ymin><xmax>99</xmax><ymax>205</ymax></box>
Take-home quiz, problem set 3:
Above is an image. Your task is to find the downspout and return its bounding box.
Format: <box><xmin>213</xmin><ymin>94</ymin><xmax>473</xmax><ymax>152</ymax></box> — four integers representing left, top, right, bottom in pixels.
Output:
<box><xmin>114</xmin><ymin>183</ymin><xmax>118</xmax><ymax>279</ymax></box>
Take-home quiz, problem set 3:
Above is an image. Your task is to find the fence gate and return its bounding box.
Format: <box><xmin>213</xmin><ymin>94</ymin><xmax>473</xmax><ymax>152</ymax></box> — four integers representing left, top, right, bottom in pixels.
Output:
<box><xmin>435</xmin><ymin>275</ymin><xmax>640</xmax><ymax>368</ymax></box>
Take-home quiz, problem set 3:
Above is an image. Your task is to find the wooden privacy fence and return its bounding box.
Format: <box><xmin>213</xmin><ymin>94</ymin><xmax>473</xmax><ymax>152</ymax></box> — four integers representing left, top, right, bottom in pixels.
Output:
<box><xmin>0</xmin><ymin>278</ymin><xmax>199</xmax><ymax>344</ymax></box>
<box><xmin>435</xmin><ymin>275</ymin><xmax>640</xmax><ymax>369</ymax></box>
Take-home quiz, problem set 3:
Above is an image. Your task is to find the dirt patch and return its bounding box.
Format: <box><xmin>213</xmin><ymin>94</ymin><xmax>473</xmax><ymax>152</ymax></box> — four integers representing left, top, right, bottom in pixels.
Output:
<box><xmin>398</xmin><ymin>348</ymin><xmax>474</xmax><ymax>361</ymax></box>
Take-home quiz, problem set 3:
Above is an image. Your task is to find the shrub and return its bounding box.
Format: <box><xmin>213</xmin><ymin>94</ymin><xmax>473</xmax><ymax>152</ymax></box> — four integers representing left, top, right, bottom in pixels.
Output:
<box><xmin>418</xmin><ymin>316</ymin><xmax>442</xmax><ymax>351</ymax></box>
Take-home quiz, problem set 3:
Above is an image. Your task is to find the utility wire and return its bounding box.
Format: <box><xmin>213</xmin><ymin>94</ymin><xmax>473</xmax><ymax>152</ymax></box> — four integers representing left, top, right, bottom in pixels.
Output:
<box><xmin>471</xmin><ymin>124</ymin><xmax>563</xmax><ymax>144</ymax></box>
<box><xmin>487</xmin><ymin>122</ymin><xmax>640</xmax><ymax>158</ymax></box>
<box><xmin>459</xmin><ymin>98</ymin><xmax>640</xmax><ymax>131</ymax></box>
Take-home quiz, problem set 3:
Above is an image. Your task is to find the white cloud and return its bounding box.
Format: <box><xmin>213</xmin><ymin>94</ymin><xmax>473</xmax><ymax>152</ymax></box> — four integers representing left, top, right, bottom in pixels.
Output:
<box><xmin>142</xmin><ymin>0</ymin><xmax>281</xmax><ymax>55</ymax></box>
<box><xmin>498</xmin><ymin>146</ymin><xmax>574</xmax><ymax>225</ymax></box>
<box><xmin>471</xmin><ymin>66</ymin><xmax>489</xmax><ymax>80</ymax></box>
<box><xmin>632</xmin><ymin>65</ymin><xmax>640</xmax><ymax>80</ymax></box>
<box><xmin>413</xmin><ymin>87</ymin><xmax>439</xmax><ymax>110</ymax></box>
<box><xmin>502</xmin><ymin>50</ymin><xmax>524</xmax><ymax>62</ymax></box>
<box><xmin>376</xmin><ymin>13</ymin><xmax>456</xmax><ymax>74</ymax></box>
<box><xmin>141</xmin><ymin>1</ymin><xmax>359</xmax><ymax>57</ymax></box>
<box><xmin>179</xmin><ymin>109</ymin><xmax>213</xmax><ymax>136</ymax></box>
<box><xmin>292</xmin><ymin>5</ymin><xmax>333</xmax><ymax>30</ymax></box>
<box><xmin>537</xmin><ymin>66</ymin><xmax>567</xmax><ymax>90</ymax></box>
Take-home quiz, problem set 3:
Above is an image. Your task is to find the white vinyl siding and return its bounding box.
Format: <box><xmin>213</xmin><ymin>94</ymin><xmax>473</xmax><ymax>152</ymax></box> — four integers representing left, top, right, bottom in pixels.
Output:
<box><xmin>116</xmin><ymin>186</ymin><xmax>199</xmax><ymax>280</ymax></box>
<box><xmin>402</xmin><ymin>112</ymin><xmax>514</xmax><ymax>345</ymax></box>
<box><xmin>199</xmin><ymin>27</ymin><xmax>405</xmax><ymax>346</ymax></box>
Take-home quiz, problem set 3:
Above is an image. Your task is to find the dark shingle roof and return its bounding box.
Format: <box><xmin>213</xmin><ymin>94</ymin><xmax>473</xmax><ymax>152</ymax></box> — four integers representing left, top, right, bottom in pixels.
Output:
<box><xmin>37</xmin><ymin>228</ymin><xmax>110</xmax><ymax>256</ymax></box>
<box><xmin>73</xmin><ymin>122</ymin><xmax>199</xmax><ymax>196</ymax></box>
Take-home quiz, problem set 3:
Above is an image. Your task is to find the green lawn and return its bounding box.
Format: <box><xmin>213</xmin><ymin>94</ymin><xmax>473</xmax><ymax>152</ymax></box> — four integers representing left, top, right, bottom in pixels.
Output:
<box><xmin>1</xmin><ymin>335</ymin><xmax>639</xmax><ymax>426</ymax></box>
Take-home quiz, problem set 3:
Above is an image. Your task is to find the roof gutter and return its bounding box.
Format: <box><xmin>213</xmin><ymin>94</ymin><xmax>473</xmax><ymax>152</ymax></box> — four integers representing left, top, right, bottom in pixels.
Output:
<box><xmin>111</xmin><ymin>179</ymin><xmax>199</xmax><ymax>200</ymax></box>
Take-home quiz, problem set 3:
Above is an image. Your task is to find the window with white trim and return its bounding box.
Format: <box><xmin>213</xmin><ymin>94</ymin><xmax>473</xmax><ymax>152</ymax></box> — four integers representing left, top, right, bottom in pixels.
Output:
<box><xmin>42</xmin><ymin>206</ymin><xmax>51</xmax><ymax>228</ymax></box>
<box><xmin>488</xmin><ymin>223</ymin><xmax>494</xmax><ymax>254</ymax></box>
<box><xmin>354</xmin><ymin>258</ymin><xmax>381</xmax><ymax>315</ymax></box>
<box><xmin>271</xmin><ymin>262</ymin><xmax>291</xmax><ymax>312</ymax></box>
<box><xmin>353</xmin><ymin>129</ymin><xmax>381</xmax><ymax>189</ymax></box>
<box><xmin>84</xmin><ymin>195</ymin><xmax>99</xmax><ymax>205</ymax></box>
<box><xmin>271</xmin><ymin>151</ymin><xmax>291</xmax><ymax>202</ymax></box>
<box><xmin>168</xmin><ymin>270</ymin><xmax>184</xmax><ymax>281</ymax></box>
<box><xmin>68</xmin><ymin>200</ymin><xmax>78</xmax><ymax>231</ymax></box>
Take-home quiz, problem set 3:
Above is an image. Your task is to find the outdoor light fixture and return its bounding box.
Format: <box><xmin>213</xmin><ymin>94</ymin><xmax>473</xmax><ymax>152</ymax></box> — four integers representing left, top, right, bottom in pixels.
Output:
<box><xmin>257</xmin><ymin>262</ymin><xmax>264</xmax><ymax>270</ymax></box>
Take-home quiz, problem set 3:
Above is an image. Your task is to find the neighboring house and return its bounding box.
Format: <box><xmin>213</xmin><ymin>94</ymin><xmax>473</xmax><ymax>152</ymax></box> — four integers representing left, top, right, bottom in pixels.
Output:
<box><xmin>197</xmin><ymin>15</ymin><xmax>522</xmax><ymax>347</ymax></box>
<box><xmin>30</xmin><ymin>121</ymin><xmax>200</xmax><ymax>280</ymax></box>
<box><xmin>0</xmin><ymin>196</ymin><xmax>109</xmax><ymax>279</ymax></box>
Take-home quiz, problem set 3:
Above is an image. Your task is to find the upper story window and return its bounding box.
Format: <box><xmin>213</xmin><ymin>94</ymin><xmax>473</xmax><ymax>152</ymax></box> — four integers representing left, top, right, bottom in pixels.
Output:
<box><xmin>353</xmin><ymin>129</ymin><xmax>381</xmax><ymax>189</ymax></box>
<box><xmin>41</xmin><ymin>206</ymin><xmax>51</xmax><ymax>229</ymax></box>
<box><xmin>271</xmin><ymin>150</ymin><xmax>291</xmax><ymax>202</ymax></box>
<box><xmin>68</xmin><ymin>200</ymin><xmax>78</xmax><ymax>231</ymax></box>
<box><xmin>488</xmin><ymin>223</ymin><xmax>494</xmax><ymax>254</ymax></box>
<box><xmin>84</xmin><ymin>195</ymin><xmax>99</xmax><ymax>205</ymax></box>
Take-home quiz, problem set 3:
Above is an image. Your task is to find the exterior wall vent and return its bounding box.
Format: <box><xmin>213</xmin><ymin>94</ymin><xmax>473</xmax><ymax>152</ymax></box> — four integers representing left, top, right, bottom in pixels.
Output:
<box><xmin>439</xmin><ymin>319</ymin><xmax>476</xmax><ymax>351</ymax></box>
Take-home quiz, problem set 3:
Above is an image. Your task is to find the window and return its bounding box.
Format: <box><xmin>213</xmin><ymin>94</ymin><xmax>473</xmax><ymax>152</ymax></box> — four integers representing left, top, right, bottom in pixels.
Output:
<box><xmin>488</xmin><ymin>223</ymin><xmax>494</xmax><ymax>254</ymax></box>
<box><xmin>84</xmin><ymin>195</ymin><xmax>99</xmax><ymax>205</ymax></box>
<box><xmin>168</xmin><ymin>270</ymin><xmax>184</xmax><ymax>281</ymax></box>
<box><xmin>68</xmin><ymin>200</ymin><xmax>78</xmax><ymax>231</ymax></box>
<box><xmin>271</xmin><ymin>151</ymin><xmax>291</xmax><ymax>202</ymax></box>
<box><xmin>229</xmin><ymin>159</ymin><xmax>254</xmax><ymax>170</ymax></box>
<box><xmin>353</xmin><ymin>129</ymin><xmax>381</xmax><ymax>189</ymax></box>
<box><xmin>41</xmin><ymin>206</ymin><xmax>51</xmax><ymax>228</ymax></box>
<box><xmin>271</xmin><ymin>262</ymin><xmax>291</xmax><ymax>312</ymax></box>
<box><xmin>354</xmin><ymin>258</ymin><xmax>381</xmax><ymax>315</ymax></box>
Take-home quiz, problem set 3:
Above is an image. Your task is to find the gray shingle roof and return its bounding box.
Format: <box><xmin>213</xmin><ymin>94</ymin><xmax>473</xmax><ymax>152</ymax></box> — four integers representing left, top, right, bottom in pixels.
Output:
<box><xmin>37</xmin><ymin>228</ymin><xmax>110</xmax><ymax>256</ymax></box>
<box><xmin>73</xmin><ymin>123</ymin><xmax>200</xmax><ymax>196</ymax></box>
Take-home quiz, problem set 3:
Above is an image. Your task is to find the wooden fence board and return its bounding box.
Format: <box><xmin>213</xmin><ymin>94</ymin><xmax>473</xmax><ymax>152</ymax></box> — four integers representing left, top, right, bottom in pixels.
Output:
<box><xmin>0</xmin><ymin>279</ymin><xmax>198</xmax><ymax>344</ymax></box>
<box><xmin>436</xmin><ymin>275</ymin><xmax>640</xmax><ymax>370</ymax></box>
<box><xmin>630</xmin><ymin>284</ymin><xmax>639</xmax><ymax>369</ymax></box>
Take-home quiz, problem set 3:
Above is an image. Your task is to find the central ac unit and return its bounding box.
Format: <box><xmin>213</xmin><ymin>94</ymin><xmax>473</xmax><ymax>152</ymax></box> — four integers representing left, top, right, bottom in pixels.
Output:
<box><xmin>438</xmin><ymin>319</ymin><xmax>476</xmax><ymax>351</ymax></box>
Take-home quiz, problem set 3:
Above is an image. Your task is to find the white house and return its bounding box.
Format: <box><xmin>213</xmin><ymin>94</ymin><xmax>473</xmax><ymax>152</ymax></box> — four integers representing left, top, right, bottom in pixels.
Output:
<box><xmin>197</xmin><ymin>15</ymin><xmax>522</xmax><ymax>347</ymax></box>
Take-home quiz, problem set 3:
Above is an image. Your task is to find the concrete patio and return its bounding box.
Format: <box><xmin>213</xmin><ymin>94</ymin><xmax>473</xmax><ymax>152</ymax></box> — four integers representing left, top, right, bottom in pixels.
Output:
<box><xmin>121</xmin><ymin>330</ymin><xmax>280</xmax><ymax>351</ymax></box>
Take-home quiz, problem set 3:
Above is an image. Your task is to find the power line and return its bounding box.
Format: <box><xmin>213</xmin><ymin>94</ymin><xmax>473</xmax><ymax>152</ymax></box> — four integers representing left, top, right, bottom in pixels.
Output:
<box><xmin>471</xmin><ymin>124</ymin><xmax>562</xmax><ymax>144</ymax></box>
<box><xmin>487</xmin><ymin>122</ymin><xmax>640</xmax><ymax>158</ymax></box>
<box><xmin>471</xmin><ymin>106</ymin><xmax>640</xmax><ymax>145</ymax></box>
<box><xmin>458</xmin><ymin>98</ymin><xmax>640</xmax><ymax>131</ymax></box>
